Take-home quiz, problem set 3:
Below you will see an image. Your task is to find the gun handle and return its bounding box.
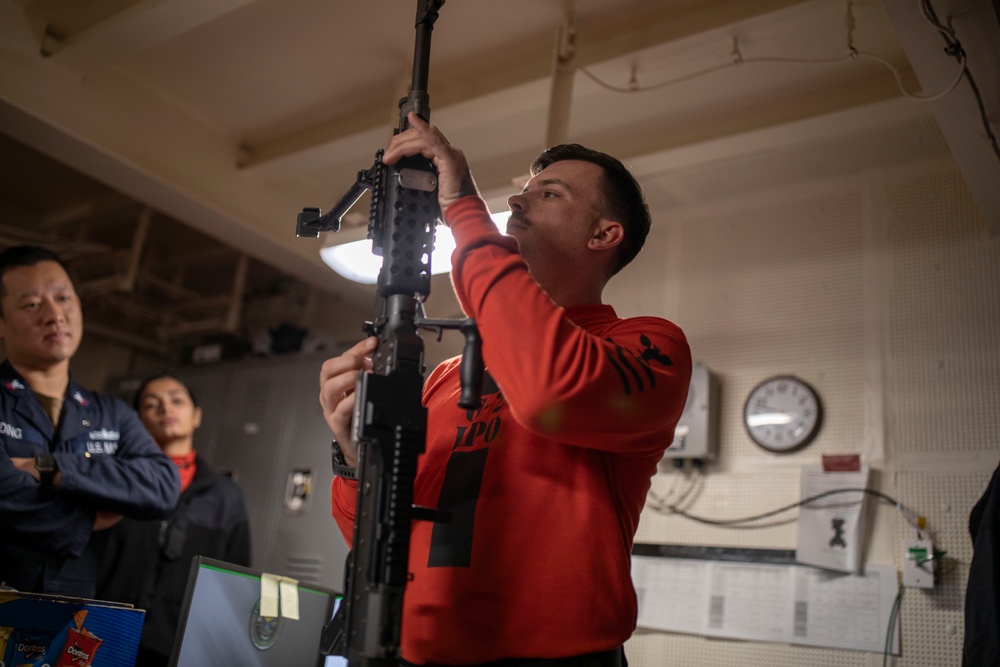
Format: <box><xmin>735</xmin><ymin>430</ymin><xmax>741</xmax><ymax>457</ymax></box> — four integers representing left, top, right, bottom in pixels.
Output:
<box><xmin>457</xmin><ymin>319</ymin><xmax>483</xmax><ymax>409</ymax></box>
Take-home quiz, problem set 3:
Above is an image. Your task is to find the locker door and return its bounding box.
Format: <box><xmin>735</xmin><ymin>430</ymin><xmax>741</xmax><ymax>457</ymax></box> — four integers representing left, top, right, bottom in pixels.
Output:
<box><xmin>265</xmin><ymin>356</ymin><xmax>350</xmax><ymax>589</ymax></box>
<box><xmin>209</xmin><ymin>361</ymin><xmax>302</xmax><ymax>569</ymax></box>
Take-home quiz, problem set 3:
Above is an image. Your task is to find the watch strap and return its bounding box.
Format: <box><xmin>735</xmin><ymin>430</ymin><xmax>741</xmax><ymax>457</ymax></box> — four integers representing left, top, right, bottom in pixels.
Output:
<box><xmin>331</xmin><ymin>439</ymin><xmax>357</xmax><ymax>481</ymax></box>
<box><xmin>35</xmin><ymin>453</ymin><xmax>58</xmax><ymax>485</ymax></box>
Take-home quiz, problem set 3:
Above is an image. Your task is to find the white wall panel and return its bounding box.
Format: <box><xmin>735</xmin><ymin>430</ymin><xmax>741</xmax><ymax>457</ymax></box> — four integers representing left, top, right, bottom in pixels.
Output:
<box><xmin>625</xmin><ymin>157</ymin><xmax>1000</xmax><ymax>666</ymax></box>
<box><xmin>884</xmin><ymin>169</ymin><xmax>1000</xmax><ymax>456</ymax></box>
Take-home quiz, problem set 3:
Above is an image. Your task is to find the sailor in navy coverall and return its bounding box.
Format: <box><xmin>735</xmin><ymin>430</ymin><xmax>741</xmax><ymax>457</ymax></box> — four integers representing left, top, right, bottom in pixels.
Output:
<box><xmin>0</xmin><ymin>245</ymin><xmax>179</xmax><ymax>598</ymax></box>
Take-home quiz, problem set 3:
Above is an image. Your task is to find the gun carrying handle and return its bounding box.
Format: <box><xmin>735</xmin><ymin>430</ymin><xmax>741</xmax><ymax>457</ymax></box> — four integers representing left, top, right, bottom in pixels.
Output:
<box><xmin>458</xmin><ymin>319</ymin><xmax>483</xmax><ymax>409</ymax></box>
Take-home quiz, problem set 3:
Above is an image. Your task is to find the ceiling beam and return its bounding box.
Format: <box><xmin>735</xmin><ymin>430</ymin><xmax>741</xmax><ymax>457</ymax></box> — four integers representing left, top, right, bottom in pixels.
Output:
<box><xmin>882</xmin><ymin>0</ymin><xmax>1000</xmax><ymax>235</ymax></box>
<box><xmin>85</xmin><ymin>321</ymin><xmax>170</xmax><ymax>357</ymax></box>
<box><xmin>39</xmin><ymin>193</ymin><xmax>135</xmax><ymax>229</ymax></box>
<box><xmin>594</xmin><ymin>70</ymin><xmax>906</xmax><ymax>168</ymax></box>
<box><xmin>0</xmin><ymin>85</ymin><xmax>374</xmax><ymax>314</ymax></box>
<box><xmin>623</xmin><ymin>96</ymin><xmax>937</xmax><ymax>180</ymax></box>
<box><xmin>121</xmin><ymin>206</ymin><xmax>151</xmax><ymax>292</ymax></box>
<box><xmin>473</xmin><ymin>67</ymin><xmax>907</xmax><ymax>201</ymax></box>
<box><xmin>238</xmin><ymin>0</ymin><xmax>812</xmax><ymax>173</ymax></box>
<box><xmin>31</xmin><ymin>0</ymin><xmax>257</xmax><ymax>76</ymax></box>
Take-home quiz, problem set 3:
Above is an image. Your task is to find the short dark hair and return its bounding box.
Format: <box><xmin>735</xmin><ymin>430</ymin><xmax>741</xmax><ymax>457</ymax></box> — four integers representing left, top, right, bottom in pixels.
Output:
<box><xmin>530</xmin><ymin>144</ymin><xmax>651</xmax><ymax>278</ymax></box>
<box><xmin>0</xmin><ymin>245</ymin><xmax>72</xmax><ymax>311</ymax></box>
<box><xmin>133</xmin><ymin>371</ymin><xmax>200</xmax><ymax>410</ymax></box>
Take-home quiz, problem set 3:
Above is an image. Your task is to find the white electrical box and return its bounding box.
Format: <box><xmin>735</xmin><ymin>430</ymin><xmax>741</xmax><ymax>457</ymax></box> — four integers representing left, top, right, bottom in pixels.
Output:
<box><xmin>662</xmin><ymin>362</ymin><xmax>719</xmax><ymax>460</ymax></box>
<box><xmin>902</xmin><ymin>539</ymin><xmax>935</xmax><ymax>588</ymax></box>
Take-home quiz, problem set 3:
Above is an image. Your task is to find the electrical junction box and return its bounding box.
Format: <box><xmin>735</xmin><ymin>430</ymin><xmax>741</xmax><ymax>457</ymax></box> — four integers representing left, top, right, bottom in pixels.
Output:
<box><xmin>902</xmin><ymin>539</ymin><xmax>935</xmax><ymax>588</ymax></box>
<box><xmin>662</xmin><ymin>361</ymin><xmax>719</xmax><ymax>460</ymax></box>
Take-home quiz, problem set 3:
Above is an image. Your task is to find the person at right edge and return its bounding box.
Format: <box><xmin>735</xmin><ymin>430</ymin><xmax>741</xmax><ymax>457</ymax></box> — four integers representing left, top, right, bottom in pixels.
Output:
<box><xmin>320</xmin><ymin>113</ymin><xmax>691</xmax><ymax>666</ymax></box>
<box><xmin>964</xmin><ymin>460</ymin><xmax>1000</xmax><ymax>666</ymax></box>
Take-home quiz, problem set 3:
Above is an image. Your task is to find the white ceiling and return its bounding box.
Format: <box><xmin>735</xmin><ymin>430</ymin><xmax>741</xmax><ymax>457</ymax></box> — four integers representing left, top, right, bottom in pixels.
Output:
<box><xmin>1</xmin><ymin>0</ymin><xmax>997</xmax><ymax>351</ymax></box>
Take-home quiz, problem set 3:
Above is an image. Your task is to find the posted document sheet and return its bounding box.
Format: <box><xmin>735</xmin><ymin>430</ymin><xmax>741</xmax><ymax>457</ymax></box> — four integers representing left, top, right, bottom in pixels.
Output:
<box><xmin>632</xmin><ymin>556</ymin><xmax>899</xmax><ymax>654</ymax></box>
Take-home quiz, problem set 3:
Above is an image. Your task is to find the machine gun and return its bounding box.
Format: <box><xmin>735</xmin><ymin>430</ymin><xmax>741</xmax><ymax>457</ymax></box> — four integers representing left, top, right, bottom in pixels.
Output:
<box><xmin>295</xmin><ymin>1</ymin><xmax>482</xmax><ymax>664</ymax></box>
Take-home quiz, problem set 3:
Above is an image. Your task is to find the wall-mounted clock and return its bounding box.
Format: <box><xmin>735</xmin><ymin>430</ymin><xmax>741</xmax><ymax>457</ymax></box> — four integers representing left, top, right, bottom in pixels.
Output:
<box><xmin>743</xmin><ymin>375</ymin><xmax>822</xmax><ymax>453</ymax></box>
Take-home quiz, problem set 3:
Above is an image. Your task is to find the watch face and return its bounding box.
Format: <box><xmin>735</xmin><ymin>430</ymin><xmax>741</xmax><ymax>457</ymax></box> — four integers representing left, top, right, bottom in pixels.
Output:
<box><xmin>743</xmin><ymin>376</ymin><xmax>822</xmax><ymax>453</ymax></box>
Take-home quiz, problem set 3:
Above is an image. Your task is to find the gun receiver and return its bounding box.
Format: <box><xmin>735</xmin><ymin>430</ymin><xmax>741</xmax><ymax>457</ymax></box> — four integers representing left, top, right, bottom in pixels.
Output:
<box><xmin>299</xmin><ymin>1</ymin><xmax>483</xmax><ymax>664</ymax></box>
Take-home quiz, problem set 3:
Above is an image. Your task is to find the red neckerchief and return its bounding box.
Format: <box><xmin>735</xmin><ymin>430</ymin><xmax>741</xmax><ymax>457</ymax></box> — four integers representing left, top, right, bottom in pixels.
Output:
<box><xmin>170</xmin><ymin>450</ymin><xmax>197</xmax><ymax>492</ymax></box>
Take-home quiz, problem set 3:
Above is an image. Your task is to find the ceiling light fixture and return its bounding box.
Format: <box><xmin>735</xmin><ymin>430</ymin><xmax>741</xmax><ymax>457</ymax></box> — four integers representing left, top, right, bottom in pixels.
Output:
<box><xmin>321</xmin><ymin>211</ymin><xmax>508</xmax><ymax>284</ymax></box>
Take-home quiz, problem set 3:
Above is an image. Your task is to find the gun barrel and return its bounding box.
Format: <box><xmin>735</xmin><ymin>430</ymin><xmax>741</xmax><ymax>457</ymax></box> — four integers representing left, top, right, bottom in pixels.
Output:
<box><xmin>399</xmin><ymin>0</ymin><xmax>443</xmax><ymax>130</ymax></box>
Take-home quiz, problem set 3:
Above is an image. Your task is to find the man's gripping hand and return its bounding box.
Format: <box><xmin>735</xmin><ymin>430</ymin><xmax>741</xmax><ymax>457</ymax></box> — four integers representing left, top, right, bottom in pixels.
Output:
<box><xmin>382</xmin><ymin>112</ymin><xmax>480</xmax><ymax>221</ymax></box>
<box><xmin>319</xmin><ymin>337</ymin><xmax>377</xmax><ymax>468</ymax></box>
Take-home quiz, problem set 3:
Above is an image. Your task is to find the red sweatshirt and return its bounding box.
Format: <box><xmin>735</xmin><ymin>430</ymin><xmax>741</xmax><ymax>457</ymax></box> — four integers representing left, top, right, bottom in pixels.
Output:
<box><xmin>332</xmin><ymin>196</ymin><xmax>691</xmax><ymax>664</ymax></box>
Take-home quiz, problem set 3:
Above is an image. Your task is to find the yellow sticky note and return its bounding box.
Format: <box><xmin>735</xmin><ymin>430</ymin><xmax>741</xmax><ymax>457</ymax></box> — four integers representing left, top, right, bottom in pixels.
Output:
<box><xmin>260</xmin><ymin>573</ymin><xmax>280</xmax><ymax>618</ymax></box>
<box><xmin>279</xmin><ymin>577</ymin><xmax>300</xmax><ymax>620</ymax></box>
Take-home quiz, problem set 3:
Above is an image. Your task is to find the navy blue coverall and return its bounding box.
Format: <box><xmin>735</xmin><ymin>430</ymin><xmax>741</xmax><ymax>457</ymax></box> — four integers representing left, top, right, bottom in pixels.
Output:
<box><xmin>0</xmin><ymin>360</ymin><xmax>180</xmax><ymax>597</ymax></box>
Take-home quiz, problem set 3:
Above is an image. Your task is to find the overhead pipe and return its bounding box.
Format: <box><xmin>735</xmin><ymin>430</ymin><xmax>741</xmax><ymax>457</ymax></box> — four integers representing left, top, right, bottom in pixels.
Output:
<box><xmin>545</xmin><ymin>1</ymin><xmax>577</xmax><ymax>149</ymax></box>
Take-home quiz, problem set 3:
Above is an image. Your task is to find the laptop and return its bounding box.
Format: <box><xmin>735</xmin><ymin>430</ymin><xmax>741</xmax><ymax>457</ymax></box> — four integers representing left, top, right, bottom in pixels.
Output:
<box><xmin>168</xmin><ymin>557</ymin><xmax>345</xmax><ymax>667</ymax></box>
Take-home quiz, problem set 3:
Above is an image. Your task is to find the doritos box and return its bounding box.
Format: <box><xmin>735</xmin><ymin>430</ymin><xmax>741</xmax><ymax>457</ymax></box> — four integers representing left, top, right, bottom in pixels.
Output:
<box><xmin>0</xmin><ymin>591</ymin><xmax>143</xmax><ymax>667</ymax></box>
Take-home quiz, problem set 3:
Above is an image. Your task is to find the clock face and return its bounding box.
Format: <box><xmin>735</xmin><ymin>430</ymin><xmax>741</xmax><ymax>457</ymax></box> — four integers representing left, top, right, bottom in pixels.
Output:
<box><xmin>743</xmin><ymin>376</ymin><xmax>822</xmax><ymax>453</ymax></box>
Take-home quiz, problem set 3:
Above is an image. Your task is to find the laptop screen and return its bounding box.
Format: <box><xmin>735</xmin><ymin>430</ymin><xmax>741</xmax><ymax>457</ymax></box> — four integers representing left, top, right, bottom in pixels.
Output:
<box><xmin>169</xmin><ymin>557</ymin><xmax>343</xmax><ymax>667</ymax></box>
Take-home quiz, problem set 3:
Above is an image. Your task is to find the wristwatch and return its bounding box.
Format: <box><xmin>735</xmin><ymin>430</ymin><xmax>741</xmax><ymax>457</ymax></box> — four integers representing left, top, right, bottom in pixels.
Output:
<box><xmin>331</xmin><ymin>439</ymin><xmax>357</xmax><ymax>481</ymax></box>
<box><xmin>35</xmin><ymin>454</ymin><xmax>58</xmax><ymax>485</ymax></box>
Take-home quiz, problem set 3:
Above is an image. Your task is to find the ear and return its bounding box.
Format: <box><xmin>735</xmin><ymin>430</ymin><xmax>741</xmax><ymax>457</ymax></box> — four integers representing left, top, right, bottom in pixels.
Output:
<box><xmin>588</xmin><ymin>219</ymin><xmax>624</xmax><ymax>252</ymax></box>
<box><xmin>192</xmin><ymin>406</ymin><xmax>203</xmax><ymax>430</ymax></box>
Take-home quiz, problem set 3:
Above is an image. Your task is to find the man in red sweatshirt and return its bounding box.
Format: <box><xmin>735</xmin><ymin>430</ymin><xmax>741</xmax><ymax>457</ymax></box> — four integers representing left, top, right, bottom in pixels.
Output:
<box><xmin>320</xmin><ymin>113</ymin><xmax>691</xmax><ymax>666</ymax></box>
